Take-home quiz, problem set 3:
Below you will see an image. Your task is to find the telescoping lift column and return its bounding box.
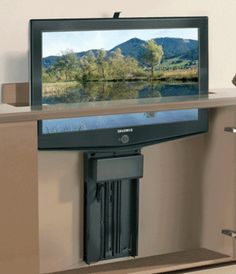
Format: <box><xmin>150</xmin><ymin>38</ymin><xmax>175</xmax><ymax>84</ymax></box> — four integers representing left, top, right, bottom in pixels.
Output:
<box><xmin>84</xmin><ymin>149</ymin><xmax>143</xmax><ymax>264</ymax></box>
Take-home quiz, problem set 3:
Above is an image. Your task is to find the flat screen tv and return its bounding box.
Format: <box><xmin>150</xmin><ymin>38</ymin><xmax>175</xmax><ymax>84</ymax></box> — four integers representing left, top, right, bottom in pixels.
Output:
<box><xmin>30</xmin><ymin>16</ymin><xmax>208</xmax><ymax>150</ymax></box>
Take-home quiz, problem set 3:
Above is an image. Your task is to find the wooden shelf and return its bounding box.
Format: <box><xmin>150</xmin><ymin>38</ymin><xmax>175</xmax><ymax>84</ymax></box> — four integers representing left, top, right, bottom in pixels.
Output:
<box><xmin>0</xmin><ymin>88</ymin><xmax>236</xmax><ymax>123</ymax></box>
<box><xmin>49</xmin><ymin>248</ymin><xmax>232</xmax><ymax>274</ymax></box>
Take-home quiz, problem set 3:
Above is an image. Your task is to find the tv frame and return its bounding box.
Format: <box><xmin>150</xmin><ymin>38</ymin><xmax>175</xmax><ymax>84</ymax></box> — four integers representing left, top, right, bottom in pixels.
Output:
<box><xmin>30</xmin><ymin>16</ymin><xmax>208</xmax><ymax>150</ymax></box>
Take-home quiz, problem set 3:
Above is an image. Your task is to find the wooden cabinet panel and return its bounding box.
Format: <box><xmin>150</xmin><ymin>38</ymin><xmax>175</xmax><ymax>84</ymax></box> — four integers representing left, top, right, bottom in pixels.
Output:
<box><xmin>181</xmin><ymin>264</ymin><xmax>236</xmax><ymax>273</ymax></box>
<box><xmin>0</xmin><ymin>121</ymin><xmax>39</xmax><ymax>274</ymax></box>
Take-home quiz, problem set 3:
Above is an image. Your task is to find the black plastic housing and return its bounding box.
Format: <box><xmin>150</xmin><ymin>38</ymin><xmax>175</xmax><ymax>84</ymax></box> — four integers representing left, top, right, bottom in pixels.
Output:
<box><xmin>84</xmin><ymin>150</ymin><xmax>142</xmax><ymax>263</ymax></box>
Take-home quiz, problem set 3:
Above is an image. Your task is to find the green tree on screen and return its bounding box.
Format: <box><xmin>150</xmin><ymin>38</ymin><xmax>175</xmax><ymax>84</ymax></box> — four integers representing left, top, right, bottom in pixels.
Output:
<box><xmin>96</xmin><ymin>49</ymin><xmax>108</xmax><ymax>79</ymax></box>
<box><xmin>79</xmin><ymin>51</ymin><xmax>98</xmax><ymax>81</ymax></box>
<box><xmin>110</xmin><ymin>48</ymin><xmax>140</xmax><ymax>80</ymax></box>
<box><xmin>53</xmin><ymin>50</ymin><xmax>78</xmax><ymax>81</ymax></box>
<box><xmin>142</xmin><ymin>40</ymin><xmax>164</xmax><ymax>78</ymax></box>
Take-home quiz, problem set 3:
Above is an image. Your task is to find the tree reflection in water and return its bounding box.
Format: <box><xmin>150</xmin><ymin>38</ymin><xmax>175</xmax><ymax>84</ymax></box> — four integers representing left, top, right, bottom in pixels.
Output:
<box><xmin>42</xmin><ymin>81</ymin><xmax>198</xmax><ymax>105</ymax></box>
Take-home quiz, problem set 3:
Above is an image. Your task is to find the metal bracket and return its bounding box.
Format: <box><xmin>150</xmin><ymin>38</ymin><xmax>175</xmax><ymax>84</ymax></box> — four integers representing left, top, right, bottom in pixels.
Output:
<box><xmin>224</xmin><ymin>127</ymin><xmax>236</xmax><ymax>133</ymax></box>
<box><xmin>113</xmin><ymin>12</ymin><xmax>121</xmax><ymax>18</ymax></box>
<box><xmin>222</xmin><ymin>229</ymin><xmax>236</xmax><ymax>238</ymax></box>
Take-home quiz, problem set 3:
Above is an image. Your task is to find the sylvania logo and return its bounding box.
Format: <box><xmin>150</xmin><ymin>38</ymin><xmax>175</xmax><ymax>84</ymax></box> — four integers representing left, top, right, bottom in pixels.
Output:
<box><xmin>117</xmin><ymin>128</ymin><xmax>133</xmax><ymax>134</ymax></box>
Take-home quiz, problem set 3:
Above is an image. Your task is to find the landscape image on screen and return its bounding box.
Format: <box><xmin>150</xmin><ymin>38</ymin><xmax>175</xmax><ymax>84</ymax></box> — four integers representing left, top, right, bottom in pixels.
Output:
<box><xmin>42</xmin><ymin>28</ymin><xmax>199</xmax><ymax>134</ymax></box>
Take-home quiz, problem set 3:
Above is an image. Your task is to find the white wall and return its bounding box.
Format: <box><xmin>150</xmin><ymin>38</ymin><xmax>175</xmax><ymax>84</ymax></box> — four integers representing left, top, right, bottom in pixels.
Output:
<box><xmin>0</xmin><ymin>0</ymin><xmax>236</xmax><ymax>91</ymax></box>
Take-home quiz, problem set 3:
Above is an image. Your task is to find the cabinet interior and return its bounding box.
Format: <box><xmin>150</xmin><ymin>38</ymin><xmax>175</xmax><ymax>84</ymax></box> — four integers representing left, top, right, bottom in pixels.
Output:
<box><xmin>38</xmin><ymin>106</ymin><xmax>236</xmax><ymax>274</ymax></box>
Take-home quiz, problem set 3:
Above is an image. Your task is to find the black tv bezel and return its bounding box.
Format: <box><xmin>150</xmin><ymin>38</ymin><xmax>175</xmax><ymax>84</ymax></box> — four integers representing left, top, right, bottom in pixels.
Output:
<box><xmin>30</xmin><ymin>16</ymin><xmax>208</xmax><ymax>150</ymax></box>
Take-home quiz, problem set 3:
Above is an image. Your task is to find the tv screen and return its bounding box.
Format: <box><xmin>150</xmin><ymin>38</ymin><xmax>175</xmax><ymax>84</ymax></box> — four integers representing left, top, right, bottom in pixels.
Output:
<box><xmin>30</xmin><ymin>16</ymin><xmax>208</xmax><ymax>150</ymax></box>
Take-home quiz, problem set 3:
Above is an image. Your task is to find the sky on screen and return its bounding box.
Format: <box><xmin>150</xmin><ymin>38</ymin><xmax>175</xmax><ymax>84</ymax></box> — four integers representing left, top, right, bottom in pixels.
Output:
<box><xmin>42</xmin><ymin>28</ymin><xmax>198</xmax><ymax>57</ymax></box>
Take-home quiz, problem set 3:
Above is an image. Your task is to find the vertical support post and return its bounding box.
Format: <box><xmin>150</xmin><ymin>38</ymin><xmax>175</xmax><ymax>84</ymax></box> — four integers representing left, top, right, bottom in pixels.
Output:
<box><xmin>84</xmin><ymin>149</ymin><xmax>143</xmax><ymax>264</ymax></box>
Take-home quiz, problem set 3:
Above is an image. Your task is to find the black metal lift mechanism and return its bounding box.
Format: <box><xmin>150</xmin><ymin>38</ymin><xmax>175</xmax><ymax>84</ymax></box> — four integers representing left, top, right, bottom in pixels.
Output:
<box><xmin>84</xmin><ymin>149</ymin><xmax>143</xmax><ymax>264</ymax></box>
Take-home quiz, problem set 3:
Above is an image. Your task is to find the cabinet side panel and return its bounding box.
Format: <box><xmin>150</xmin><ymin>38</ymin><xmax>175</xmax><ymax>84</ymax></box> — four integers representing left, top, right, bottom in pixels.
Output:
<box><xmin>0</xmin><ymin>121</ymin><xmax>39</xmax><ymax>274</ymax></box>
